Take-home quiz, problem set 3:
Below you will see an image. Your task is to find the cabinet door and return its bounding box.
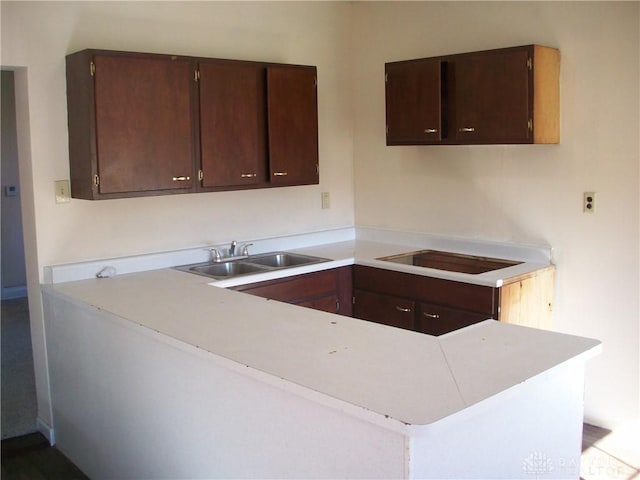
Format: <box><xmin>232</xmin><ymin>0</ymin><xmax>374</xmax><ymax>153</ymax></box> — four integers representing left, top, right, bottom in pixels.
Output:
<box><xmin>199</xmin><ymin>62</ymin><xmax>267</xmax><ymax>188</ymax></box>
<box><xmin>353</xmin><ymin>289</ymin><xmax>415</xmax><ymax>331</ymax></box>
<box><xmin>416</xmin><ymin>302</ymin><xmax>490</xmax><ymax>336</ymax></box>
<box><xmin>385</xmin><ymin>59</ymin><xmax>443</xmax><ymax>144</ymax></box>
<box><xmin>93</xmin><ymin>54</ymin><xmax>196</xmax><ymax>194</ymax></box>
<box><xmin>453</xmin><ymin>48</ymin><xmax>532</xmax><ymax>143</ymax></box>
<box><xmin>266</xmin><ymin>66</ymin><xmax>319</xmax><ymax>186</ymax></box>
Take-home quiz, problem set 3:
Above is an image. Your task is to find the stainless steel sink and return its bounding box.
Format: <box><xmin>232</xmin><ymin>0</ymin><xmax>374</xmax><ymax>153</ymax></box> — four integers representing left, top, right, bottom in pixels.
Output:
<box><xmin>175</xmin><ymin>251</ymin><xmax>330</xmax><ymax>280</ymax></box>
<box><xmin>377</xmin><ymin>250</ymin><xmax>522</xmax><ymax>274</ymax></box>
<box><xmin>189</xmin><ymin>262</ymin><xmax>270</xmax><ymax>278</ymax></box>
<box><xmin>249</xmin><ymin>252</ymin><xmax>328</xmax><ymax>268</ymax></box>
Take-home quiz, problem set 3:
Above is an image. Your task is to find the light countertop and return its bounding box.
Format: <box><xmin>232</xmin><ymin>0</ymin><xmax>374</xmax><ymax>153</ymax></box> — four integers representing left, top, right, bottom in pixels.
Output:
<box><xmin>44</xmin><ymin>259</ymin><xmax>599</xmax><ymax>433</ymax></box>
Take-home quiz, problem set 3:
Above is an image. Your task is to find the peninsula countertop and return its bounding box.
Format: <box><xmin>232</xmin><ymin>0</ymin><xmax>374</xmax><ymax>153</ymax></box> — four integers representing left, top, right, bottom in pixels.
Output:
<box><xmin>44</xmin><ymin>248</ymin><xmax>600</xmax><ymax>432</ymax></box>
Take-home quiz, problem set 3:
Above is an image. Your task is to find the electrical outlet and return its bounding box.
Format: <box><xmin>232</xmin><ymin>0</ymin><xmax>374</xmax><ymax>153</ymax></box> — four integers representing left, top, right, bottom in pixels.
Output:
<box><xmin>583</xmin><ymin>192</ymin><xmax>595</xmax><ymax>213</ymax></box>
<box><xmin>55</xmin><ymin>180</ymin><xmax>71</xmax><ymax>204</ymax></box>
<box><xmin>321</xmin><ymin>192</ymin><xmax>330</xmax><ymax>209</ymax></box>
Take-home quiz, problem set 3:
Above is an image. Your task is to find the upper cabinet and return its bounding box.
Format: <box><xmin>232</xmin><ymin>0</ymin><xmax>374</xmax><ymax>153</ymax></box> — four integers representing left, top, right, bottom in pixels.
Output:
<box><xmin>267</xmin><ymin>66</ymin><xmax>319</xmax><ymax>186</ymax></box>
<box><xmin>66</xmin><ymin>51</ymin><xmax>198</xmax><ymax>199</ymax></box>
<box><xmin>66</xmin><ymin>50</ymin><xmax>319</xmax><ymax>200</ymax></box>
<box><xmin>198</xmin><ymin>61</ymin><xmax>267</xmax><ymax>189</ymax></box>
<box><xmin>385</xmin><ymin>45</ymin><xmax>560</xmax><ymax>145</ymax></box>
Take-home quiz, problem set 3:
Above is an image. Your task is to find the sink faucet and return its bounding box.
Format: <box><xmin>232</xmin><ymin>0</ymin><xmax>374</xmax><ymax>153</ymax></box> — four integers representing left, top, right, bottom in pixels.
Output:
<box><xmin>229</xmin><ymin>240</ymin><xmax>237</xmax><ymax>256</ymax></box>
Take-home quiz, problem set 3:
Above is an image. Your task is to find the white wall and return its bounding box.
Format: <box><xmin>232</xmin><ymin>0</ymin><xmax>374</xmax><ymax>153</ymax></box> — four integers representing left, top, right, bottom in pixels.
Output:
<box><xmin>1</xmin><ymin>0</ymin><xmax>355</xmax><ymax>432</ymax></box>
<box><xmin>352</xmin><ymin>1</ymin><xmax>639</xmax><ymax>429</ymax></box>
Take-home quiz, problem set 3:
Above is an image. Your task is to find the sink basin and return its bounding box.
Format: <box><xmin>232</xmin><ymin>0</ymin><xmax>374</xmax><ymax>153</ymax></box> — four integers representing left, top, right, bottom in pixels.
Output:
<box><xmin>174</xmin><ymin>251</ymin><xmax>330</xmax><ymax>280</ymax></box>
<box><xmin>377</xmin><ymin>250</ymin><xmax>522</xmax><ymax>274</ymax></box>
<box><xmin>248</xmin><ymin>252</ymin><xmax>328</xmax><ymax>268</ymax></box>
<box><xmin>189</xmin><ymin>262</ymin><xmax>269</xmax><ymax>278</ymax></box>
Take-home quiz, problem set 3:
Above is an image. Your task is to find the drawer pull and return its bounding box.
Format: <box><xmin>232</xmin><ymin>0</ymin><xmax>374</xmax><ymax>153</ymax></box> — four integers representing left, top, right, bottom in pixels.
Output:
<box><xmin>395</xmin><ymin>306</ymin><xmax>412</xmax><ymax>313</ymax></box>
<box><xmin>273</xmin><ymin>172</ymin><xmax>288</xmax><ymax>177</ymax></box>
<box><xmin>424</xmin><ymin>128</ymin><xmax>438</xmax><ymax>134</ymax></box>
<box><xmin>240</xmin><ymin>173</ymin><xmax>257</xmax><ymax>178</ymax></box>
<box><xmin>172</xmin><ymin>176</ymin><xmax>190</xmax><ymax>181</ymax></box>
<box><xmin>458</xmin><ymin>127</ymin><xmax>475</xmax><ymax>133</ymax></box>
<box><xmin>423</xmin><ymin>312</ymin><xmax>441</xmax><ymax>319</ymax></box>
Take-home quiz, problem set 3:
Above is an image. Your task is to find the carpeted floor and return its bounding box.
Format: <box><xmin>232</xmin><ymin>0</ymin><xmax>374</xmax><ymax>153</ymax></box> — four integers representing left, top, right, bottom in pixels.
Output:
<box><xmin>1</xmin><ymin>297</ymin><xmax>37</xmax><ymax>439</ymax></box>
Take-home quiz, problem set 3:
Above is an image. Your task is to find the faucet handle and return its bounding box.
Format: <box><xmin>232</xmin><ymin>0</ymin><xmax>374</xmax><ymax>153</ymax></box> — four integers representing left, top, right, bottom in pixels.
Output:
<box><xmin>208</xmin><ymin>248</ymin><xmax>222</xmax><ymax>262</ymax></box>
<box><xmin>241</xmin><ymin>243</ymin><xmax>254</xmax><ymax>256</ymax></box>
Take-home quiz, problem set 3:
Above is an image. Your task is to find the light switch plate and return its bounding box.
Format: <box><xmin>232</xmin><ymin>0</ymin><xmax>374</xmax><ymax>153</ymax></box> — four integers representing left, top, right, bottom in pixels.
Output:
<box><xmin>55</xmin><ymin>180</ymin><xmax>71</xmax><ymax>204</ymax></box>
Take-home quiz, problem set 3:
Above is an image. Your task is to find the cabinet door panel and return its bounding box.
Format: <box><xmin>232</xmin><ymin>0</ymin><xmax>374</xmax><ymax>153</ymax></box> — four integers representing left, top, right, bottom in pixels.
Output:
<box><xmin>93</xmin><ymin>55</ymin><xmax>195</xmax><ymax>194</ymax></box>
<box><xmin>199</xmin><ymin>62</ymin><xmax>267</xmax><ymax>188</ymax></box>
<box><xmin>386</xmin><ymin>59</ymin><xmax>442</xmax><ymax>144</ymax></box>
<box><xmin>267</xmin><ymin>66</ymin><xmax>319</xmax><ymax>186</ymax></box>
<box><xmin>297</xmin><ymin>295</ymin><xmax>340</xmax><ymax>314</ymax></box>
<box><xmin>239</xmin><ymin>269</ymin><xmax>337</xmax><ymax>303</ymax></box>
<box><xmin>416</xmin><ymin>302</ymin><xmax>490</xmax><ymax>336</ymax></box>
<box><xmin>353</xmin><ymin>289</ymin><xmax>415</xmax><ymax>331</ymax></box>
<box><xmin>453</xmin><ymin>49</ymin><xmax>531</xmax><ymax>143</ymax></box>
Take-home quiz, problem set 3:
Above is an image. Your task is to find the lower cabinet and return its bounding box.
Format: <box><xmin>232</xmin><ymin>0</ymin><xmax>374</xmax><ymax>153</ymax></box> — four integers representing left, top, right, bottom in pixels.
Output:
<box><xmin>415</xmin><ymin>302</ymin><xmax>489</xmax><ymax>336</ymax></box>
<box><xmin>353</xmin><ymin>265</ymin><xmax>554</xmax><ymax>335</ymax></box>
<box><xmin>352</xmin><ymin>289</ymin><xmax>415</xmax><ymax>330</ymax></box>
<box><xmin>232</xmin><ymin>266</ymin><xmax>352</xmax><ymax>316</ymax></box>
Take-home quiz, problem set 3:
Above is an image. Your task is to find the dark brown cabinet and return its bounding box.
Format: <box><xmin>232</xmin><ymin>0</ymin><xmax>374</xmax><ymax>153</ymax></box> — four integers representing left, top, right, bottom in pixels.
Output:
<box><xmin>385</xmin><ymin>44</ymin><xmax>559</xmax><ymax>145</ymax></box>
<box><xmin>66</xmin><ymin>51</ymin><xmax>198</xmax><ymax>199</ymax></box>
<box><xmin>198</xmin><ymin>61</ymin><xmax>267</xmax><ymax>189</ymax></box>
<box><xmin>267</xmin><ymin>66</ymin><xmax>319</xmax><ymax>186</ymax></box>
<box><xmin>352</xmin><ymin>289</ymin><xmax>415</xmax><ymax>330</ymax></box>
<box><xmin>66</xmin><ymin>50</ymin><xmax>319</xmax><ymax>200</ymax></box>
<box><xmin>232</xmin><ymin>266</ymin><xmax>352</xmax><ymax>316</ymax></box>
<box><xmin>385</xmin><ymin>58</ymin><xmax>444</xmax><ymax>144</ymax></box>
<box><xmin>353</xmin><ymin>265</ymin><xmax>496</xmax><ymax>335</ymax></box>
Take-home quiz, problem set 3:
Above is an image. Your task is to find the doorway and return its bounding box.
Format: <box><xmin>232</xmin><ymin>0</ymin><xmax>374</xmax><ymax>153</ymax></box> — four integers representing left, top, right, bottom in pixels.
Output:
<box><xmin>1</xmin><ymin>70</ymin><xmax>37</xmax><ymax>439</ymax></box>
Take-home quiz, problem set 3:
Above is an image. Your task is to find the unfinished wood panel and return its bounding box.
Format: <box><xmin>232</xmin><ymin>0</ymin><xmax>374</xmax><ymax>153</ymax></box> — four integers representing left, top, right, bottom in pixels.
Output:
<box><xmin>533</xmin><ymin>45</ymin><xmax>560</xmax><ymax>144</ymax></box>
<box><xmin>498</xmin><ymin>266</ymin><xmax>555</xmax><ymax>329</ymax></box>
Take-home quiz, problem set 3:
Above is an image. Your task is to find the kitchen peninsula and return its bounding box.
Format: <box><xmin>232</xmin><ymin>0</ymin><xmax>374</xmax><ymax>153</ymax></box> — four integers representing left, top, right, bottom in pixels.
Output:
<box><xmin>42</xmin><ymin>229</ymin><xmax>600</xmax><ymax>479</ymax></box>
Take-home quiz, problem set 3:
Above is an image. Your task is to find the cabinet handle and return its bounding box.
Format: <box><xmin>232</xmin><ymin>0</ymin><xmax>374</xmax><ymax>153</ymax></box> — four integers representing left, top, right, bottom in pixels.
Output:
<box><xmin>395</xmin><ymin>306</ymin><xmax>412</xmax><ymax>313</ymax></box>
<box><xmin>424</xmin><ymin>128</ymin><xmax>438</xmax><ymax>134</ymax></box>
<box><xmin>458</xmin><ymin>127</ymin><xmax>475</xmax><ymax>133</ymax></box>
<box><xmin>240</xmin><ymin>173</ymin><xmax>257</xmax><ymax>178</ymax></box>
<box><xmin>423</xmin><ymin>312</ymin><xmax>441</xmax><ymax>319</ymax></box>
<box><xmin>172</xmin><ymin>176</ymin><xmax>190</xmax><ymax>181</ymax></box>
<box><xmin>273</xmin><ymin>172</ymin><xmax>288</xmax><ymax>177</ymax></box>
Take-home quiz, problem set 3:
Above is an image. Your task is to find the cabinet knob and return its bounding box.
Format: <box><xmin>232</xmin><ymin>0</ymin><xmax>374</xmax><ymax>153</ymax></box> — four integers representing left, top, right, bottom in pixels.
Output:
<box><xmin>424</xmin><ymin>128</ymin><xmax>438</xmax><ymax>134</ymax></box>
<box><xmin>458</xmin><ymin>127</ymin><xmax>475</xmax><ymax>133</ymax></box>
<box><xmin>172</xmin><ymin>176</ymin><xmax>190</xmax><ymax>181</ymax></box>
<box><xmin>240</xmin><ymin>173</ymin><xmax>257</xmax><ymax>178</ymax></box>
<box><xmin>423</xmin><ymin>312</ymin><xmax>441</xmax><ymax>319</ymax></box>
<box><xmin>395</xmin><ymin>306</ymin><xmax>412</xmax><ymax>313</ymax></box>
<box><xmin>273</xmin><ymin>172</ymin><xmax>288</xmax><ymax>177</ymax></box>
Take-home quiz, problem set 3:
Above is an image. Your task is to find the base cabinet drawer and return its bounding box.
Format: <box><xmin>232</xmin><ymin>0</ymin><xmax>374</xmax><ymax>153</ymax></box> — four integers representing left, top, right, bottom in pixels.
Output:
<box><xmin>416</xmin><ymin>302</ymin><xmax>490</xmax><ymax>336</ymax></box>
<box><xmin>353</xmin><ymin>289</ymin><xmax>415</xmax><ymax>331</ymax></box>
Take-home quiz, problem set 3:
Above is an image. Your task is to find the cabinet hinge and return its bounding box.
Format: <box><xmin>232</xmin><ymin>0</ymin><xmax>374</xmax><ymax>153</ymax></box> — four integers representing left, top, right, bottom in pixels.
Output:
<box><xmin>352</xmin><ymin>296</ymin><xmax>356</xmax><ymax>305</ymax></box>
<box><xmin>93</xmin><ymin>174</ymin><xmax>99</xmax><ymax>187</ymax></box>
<box><xmin>385</xmin><ymin>73</ymin><xmax>388</xmax><ymax>83</ymax></box>
<box><xmin>336</xmin><ymin>300</ymin><xmax>340</xmax><ymax>312</ymax></box>
<box><xmin>386</xmin><ymin>125</ymin><xmax>389</xmax><ymax>136</ymax></box>
<box><xmin>194</xmin><ymin>69</ymin><xmax>200</xmax><ymax>82</ymax></box>
<box><xmin>90</xmin><ymin>61</ymin><xmax>96</xmax><ymax>77</ymax></box>
<box><xmin>198</xmin><ymin>169</ymin><xmax>204</xmax><ymax>181</ymax></box>
<box><xmin>527</xmin><ymin>57</ymin><xmax>532</xmax><ymax>71</ymax></box>
<box><xmin>528</xmin><ymin>119</ymin><xmax>533</xmax><ymax>131</ymax></box>
<box><xmin>313</xmin><ymin>76</ymin><xmax>317</xmax><ymax>88</ymax></box>
<box><xmin>316</xmin><ymin>163</ymin><xmax>319</xmax><ymax>176</ymax></box>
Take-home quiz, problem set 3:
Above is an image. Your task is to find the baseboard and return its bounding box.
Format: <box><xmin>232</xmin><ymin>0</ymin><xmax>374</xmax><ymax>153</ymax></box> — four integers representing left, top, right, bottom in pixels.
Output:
<box><xmin>1</xmin><ymin>285</ymin><xmax>27</xmax><ymax>300</ymax></box>
<box><xmin>37</xmin><ymin>417</ymin><xmax>55</xmax><ymax>445</ymax></box>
